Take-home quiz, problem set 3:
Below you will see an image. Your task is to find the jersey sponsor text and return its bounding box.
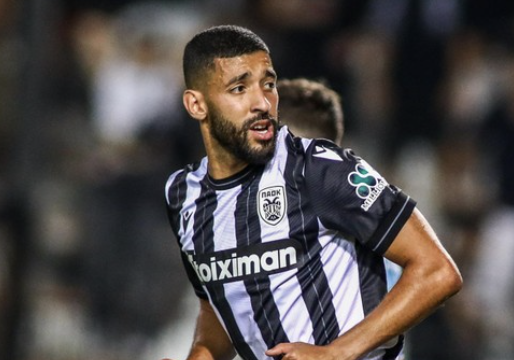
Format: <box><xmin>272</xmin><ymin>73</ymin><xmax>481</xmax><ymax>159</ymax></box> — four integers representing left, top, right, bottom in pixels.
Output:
<box><xmin>187</xmin><ymin>239</ymin><xmax>302</xmax><ymax>284</ymax></box>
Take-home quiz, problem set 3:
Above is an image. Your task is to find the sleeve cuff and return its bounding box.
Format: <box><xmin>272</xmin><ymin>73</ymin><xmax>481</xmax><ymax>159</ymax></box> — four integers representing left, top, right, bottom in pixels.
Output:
<box><xmin>369</xmin><ymin>192</ymin><xmax>416</xmax><ymax>254</ymax></box>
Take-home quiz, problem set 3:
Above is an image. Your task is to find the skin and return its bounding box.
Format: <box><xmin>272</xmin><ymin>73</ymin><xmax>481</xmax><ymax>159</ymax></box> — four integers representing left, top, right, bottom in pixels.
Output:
<box><xmin>182</xmin><ymin>51</ymin><xmax>279</xmax><ymax>179</ymax></box>
<box><xmin>168</xmin><ymin>51</ymin><xmax>463</xmax><ymax>360</ymax></box>
<box><xmin>266</xmin><ymin>208</ymin><xmax>463</xmax><ymax>360</ymax></box>
<box><xmin>182</xmin><ymin>298</ymin><xmax>236</xmax><ymax>360</ymax></box>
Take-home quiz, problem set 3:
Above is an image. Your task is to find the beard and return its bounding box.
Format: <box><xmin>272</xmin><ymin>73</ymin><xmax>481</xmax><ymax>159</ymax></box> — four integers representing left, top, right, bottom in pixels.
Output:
<box><xmin>208</xmin><ymin>105</ymin><xmax>278</xmax><ymax>165</ymax></box>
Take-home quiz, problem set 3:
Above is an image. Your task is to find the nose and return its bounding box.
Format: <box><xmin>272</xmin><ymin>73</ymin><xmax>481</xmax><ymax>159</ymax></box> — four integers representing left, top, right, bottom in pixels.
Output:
<box><xmin>251</xmin><ymin>88</ymin><xmax>271</xmax><ymax>114</ymax></box>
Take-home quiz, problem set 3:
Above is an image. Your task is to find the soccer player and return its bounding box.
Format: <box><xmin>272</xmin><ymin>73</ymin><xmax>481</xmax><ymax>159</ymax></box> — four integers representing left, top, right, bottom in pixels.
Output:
<box><xmin>164</xmin><ymin>25</ymin><xmax>462</xmax><ymax>360</ymax></box>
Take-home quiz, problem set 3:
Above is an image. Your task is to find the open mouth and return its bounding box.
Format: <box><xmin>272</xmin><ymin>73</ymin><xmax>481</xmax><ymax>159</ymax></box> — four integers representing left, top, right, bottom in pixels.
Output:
<box><xmin>250</xmin><ymin>120</ymin><xmax>270</xmax><ymax>132</ymax></box>
<box><xmin>249</xmin><ymin>119</ymin><xmax>274</xmax><ymax>140</ymax></box>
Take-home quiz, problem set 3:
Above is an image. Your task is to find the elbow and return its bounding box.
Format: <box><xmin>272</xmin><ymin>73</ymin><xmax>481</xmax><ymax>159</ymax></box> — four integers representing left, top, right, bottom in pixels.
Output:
<box><xmin>450</xmin><ymin>267</ymin><xmax>464</xmax><ymax>296</ymax></box>
<box><xmin>438</xmin><ymin>260</ymin><xmax>463</xmax><ymax>300</ymax></box>
<box><xmin>411</xmin><ymin>255</ymin><xmax>463</xmax><ymax>303</ymax></box>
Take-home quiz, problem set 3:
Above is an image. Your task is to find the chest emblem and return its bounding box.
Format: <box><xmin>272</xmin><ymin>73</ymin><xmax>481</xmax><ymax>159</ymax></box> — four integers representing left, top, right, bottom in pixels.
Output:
<box><xmin>258</xmin><ymin>185</ymin><xmax>287</xmax><ymax>226</ymax></box>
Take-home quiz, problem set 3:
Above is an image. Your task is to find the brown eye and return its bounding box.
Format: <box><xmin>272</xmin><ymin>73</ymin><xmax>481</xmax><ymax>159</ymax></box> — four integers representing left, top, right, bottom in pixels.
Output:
<box><xmin>265</xmin><ymin>81</ymin><xmax>276</xmax><ymax>90</ymax></box>
<box><xmin>230</xmin><ymin>85</ymin><xmax>245</xmax><ymax>93</ymax></box>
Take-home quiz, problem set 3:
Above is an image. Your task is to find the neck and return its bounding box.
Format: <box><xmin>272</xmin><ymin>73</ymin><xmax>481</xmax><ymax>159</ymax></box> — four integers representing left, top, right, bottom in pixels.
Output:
<box><xmin>207</xmin><ymin>154</ymin><xmax>248</xmax><ymax>180</ymax></box>
<box><xmin>201</xmin><ymin>128</ymin><xmax>248</xmax><ymax>180</ymax></box>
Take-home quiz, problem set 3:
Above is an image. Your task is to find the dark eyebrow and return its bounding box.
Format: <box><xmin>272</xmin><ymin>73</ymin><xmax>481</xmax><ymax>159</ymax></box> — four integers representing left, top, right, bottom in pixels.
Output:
<box><xmin>226</xmin><ymin>72</ymin><xmax>250</xmax><ymax>87</ymax></box>
<box><xmin>226</xmin><ymin>68</ymin><xmax>277</xmax><ymax>87</ymax></box>
<box><xmin>265</xmin><ymin>69</ymin><xmax>277</xmax><ymax>80</ymax></box>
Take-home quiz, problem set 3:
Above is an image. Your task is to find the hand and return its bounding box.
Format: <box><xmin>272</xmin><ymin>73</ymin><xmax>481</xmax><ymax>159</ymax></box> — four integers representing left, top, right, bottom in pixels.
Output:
<box><xmin>266</xmin><ymin>342</ymin><xmax>337</xmax><ymax>360</ymax></box>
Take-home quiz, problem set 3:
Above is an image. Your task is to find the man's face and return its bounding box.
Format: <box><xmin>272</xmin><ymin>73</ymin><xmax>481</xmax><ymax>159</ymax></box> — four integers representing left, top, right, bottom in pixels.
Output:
<box><xmin>204</xmin><ymin>51</ymin><xmax>279</xmax><ymax>165</ymax></box>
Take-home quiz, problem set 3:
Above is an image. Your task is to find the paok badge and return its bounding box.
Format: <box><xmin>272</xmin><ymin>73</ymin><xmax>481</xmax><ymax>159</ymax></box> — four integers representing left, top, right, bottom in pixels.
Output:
<box><xmin>258</xmin><ymin>185</ymin><xmax>286</xmax><ymax>225</ymax></box>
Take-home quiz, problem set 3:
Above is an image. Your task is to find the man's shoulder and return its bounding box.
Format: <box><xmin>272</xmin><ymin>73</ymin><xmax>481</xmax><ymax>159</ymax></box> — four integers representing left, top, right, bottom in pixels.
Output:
<box><xmin>274</xmin><ymin>129</ymin><xmax>358</xmax><ymax>178</ymax></box>
<box><xmin>279</xmin><ymin>126</ymin><xmax>346</xmax><ymax>158</ymax></box>
<box><xmin>165</xmin><ymin>159</ymin><xmax>206</xmax><ymax>198</ymax></box>
<box><xmin>168</xmin><ymin>160</ymin><xmax>203</xmax><ymax>180</ymax></box>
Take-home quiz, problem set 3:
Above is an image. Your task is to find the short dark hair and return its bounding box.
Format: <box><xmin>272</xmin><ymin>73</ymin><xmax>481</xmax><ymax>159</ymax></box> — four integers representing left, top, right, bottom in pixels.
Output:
<box><xmin>278</xmin><ymin>78</ymin><xmax>344</xmax><ymax>145</ymax></box>
<box><xmin>183</xmin><ymin>25</ymin><xmax>270</xmax><ymax>90</ymax></box>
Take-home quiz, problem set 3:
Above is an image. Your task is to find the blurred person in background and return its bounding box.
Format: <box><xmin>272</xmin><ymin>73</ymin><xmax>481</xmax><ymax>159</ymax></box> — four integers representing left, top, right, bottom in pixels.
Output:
<box><xmin>70</xmin><ymin>2</ymin><xmax>205</xmax><ymax>358</ymax></box>
<box><xmin>464</xmin><ymin>50</ymin><xmax>514</xmax><ymax>360</ymax></box>
<box><xmin>277</xmin><ymin>78</ymin><xmax>344</xmax><ymax>146</ymax></box>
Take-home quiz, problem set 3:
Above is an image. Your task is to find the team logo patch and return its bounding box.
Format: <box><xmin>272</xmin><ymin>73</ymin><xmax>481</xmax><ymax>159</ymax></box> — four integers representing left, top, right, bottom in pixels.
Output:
<box><xmin>348</xmin><ymin>160</ymin><xmax>387</xmax><ymax>211</ymax></box>
<box><xmin>258</xmin><ymin>185</ymin><xmax>286</xmax><ymax>225</ymax></box>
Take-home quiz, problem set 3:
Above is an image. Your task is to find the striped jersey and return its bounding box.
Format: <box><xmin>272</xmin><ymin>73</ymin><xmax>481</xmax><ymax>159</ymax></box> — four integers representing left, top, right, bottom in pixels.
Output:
<box><xmin>165</xmin><ymin>126</ymin><xmax>416</xmax><ymax>360</ymax></box>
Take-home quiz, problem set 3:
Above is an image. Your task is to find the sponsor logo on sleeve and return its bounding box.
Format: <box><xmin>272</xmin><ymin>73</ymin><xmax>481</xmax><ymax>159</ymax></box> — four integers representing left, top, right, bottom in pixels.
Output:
<box><xmin>348</xmin><ymin>160</ymin><xmax>387</xmax><ymax>211</ymax></box>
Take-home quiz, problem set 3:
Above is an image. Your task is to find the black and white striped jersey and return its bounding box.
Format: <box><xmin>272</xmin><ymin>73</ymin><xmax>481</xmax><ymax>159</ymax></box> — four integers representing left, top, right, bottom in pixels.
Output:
<box><xmin>165</xmin><ymin>126</ymin><xmax>415</xmax><ymax>360</ymax></box>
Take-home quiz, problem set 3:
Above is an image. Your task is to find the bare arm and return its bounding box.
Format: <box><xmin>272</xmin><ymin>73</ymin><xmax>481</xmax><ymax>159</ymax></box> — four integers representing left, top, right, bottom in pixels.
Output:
<box><xmin>186</xmin><ymin>298</ymin><xmax>236</xmax><ymax>360</ymax></box>
<box><xmin>267</xmin><ymin>208</ymin><xmax>463</xmax><ymax>360</ymax></box>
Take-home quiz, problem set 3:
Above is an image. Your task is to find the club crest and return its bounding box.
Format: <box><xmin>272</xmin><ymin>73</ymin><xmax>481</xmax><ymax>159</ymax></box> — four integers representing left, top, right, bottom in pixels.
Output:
<box><xmin>258</xmin><ymin>186</ymin><xmax>286</xmax><ymax>226</ymax></box>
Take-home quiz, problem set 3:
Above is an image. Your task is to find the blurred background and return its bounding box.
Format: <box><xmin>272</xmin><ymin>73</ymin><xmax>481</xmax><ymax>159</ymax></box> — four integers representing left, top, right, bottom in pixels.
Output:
<box><xmin>1</xmin><ymin>0</ymin><xmax>514</xmax><ymax>359</ymax></box>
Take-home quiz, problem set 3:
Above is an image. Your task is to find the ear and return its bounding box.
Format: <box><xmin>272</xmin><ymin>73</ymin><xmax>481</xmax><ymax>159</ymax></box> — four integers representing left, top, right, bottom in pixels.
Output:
<box><xmin>183</xmin><ymin>90</ymin><xmax>208</xmax><ymax>121</ymax></box>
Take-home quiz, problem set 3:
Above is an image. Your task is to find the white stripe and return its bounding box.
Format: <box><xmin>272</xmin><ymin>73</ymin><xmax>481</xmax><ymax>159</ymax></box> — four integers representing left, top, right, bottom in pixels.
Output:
<box><xmin>321</xmin><ymin>229</ymin><xmax>364</xmax><ymax>333</ymax></box>
<box><xmin>269</xmin><ymin>270</ymin><xmax>315</xmax><ymax>343</ymax></box>
<box><xmin>223</xmin><ymin>281</ymin><xmax>268</xmax><ymax>359</ymax></box>
<box><xmin>212</xmin><ymin>186</ymin><xmax>240</xmax><ymax>251</ymax></box>
<box><xmin>164</xmin><ymin>170</ymin><xmax>180</xmax><ymax>205</ymax></box>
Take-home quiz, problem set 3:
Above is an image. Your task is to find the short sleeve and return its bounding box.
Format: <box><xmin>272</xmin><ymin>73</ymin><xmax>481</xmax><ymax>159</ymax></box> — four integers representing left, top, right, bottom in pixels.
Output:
<box><xmin>181</xmin><ymin>251</ymin><xmax>208</xmax><ymax>299</ymax></box>
<box><xmin>304</xmin><ymin>140</ymin><xmax>416</xmax><ymax>254</ymax></box>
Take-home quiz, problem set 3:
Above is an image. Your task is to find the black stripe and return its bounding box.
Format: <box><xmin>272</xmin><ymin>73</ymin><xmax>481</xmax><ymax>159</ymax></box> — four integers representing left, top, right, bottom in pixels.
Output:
<box><xmin>235</xmin><ymin>170</ymin><xmax>290</xmax><ymax>353</ymax></box>
<box><xmin>355</xmin><ymin>241</ymin><xmax>387</xmax><ymax>315</ymax></box>
<box><xmin>285</xmin><ymin>138</ymin><xmax>340</xmax><ymax>345</ymax></box>
<box><xmin>192</xmin><ymin>178</ymin><xmax>258</xmax><ymax>360</ymax></box>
